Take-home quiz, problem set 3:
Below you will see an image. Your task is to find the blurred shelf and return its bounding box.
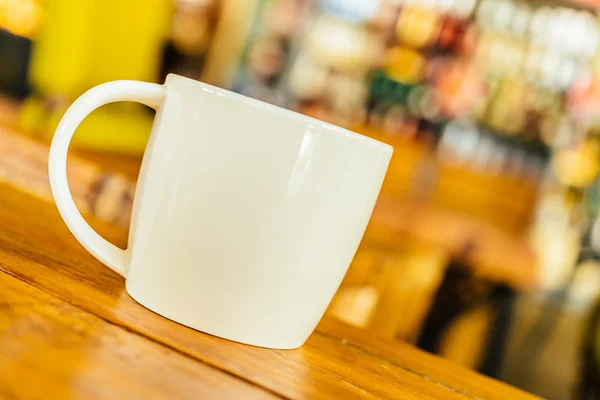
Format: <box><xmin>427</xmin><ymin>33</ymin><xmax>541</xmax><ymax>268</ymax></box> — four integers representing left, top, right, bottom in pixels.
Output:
<box><xmin>536</xmin><ymin>0</ymin><xmax>600</xmax><ymax>11</ymax></box>
<box><xmin>365</xmin><ymin>196</ymin><xmax>537</xmax><ymax>290</ymax></box>
<box><xmin>357</xmin><ymin>125</ymin><xmax>539</xmax><ymax>236</ymax></box>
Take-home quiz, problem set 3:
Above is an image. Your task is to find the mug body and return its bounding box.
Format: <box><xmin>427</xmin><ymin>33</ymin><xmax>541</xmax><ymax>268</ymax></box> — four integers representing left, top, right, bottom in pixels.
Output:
<box><xmin>125</xmin><ymin>74</ymin><xmax>392</xmax><ymax>348</ymax></box>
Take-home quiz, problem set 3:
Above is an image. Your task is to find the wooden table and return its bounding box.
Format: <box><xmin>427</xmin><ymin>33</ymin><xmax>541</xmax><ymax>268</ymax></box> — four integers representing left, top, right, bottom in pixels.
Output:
<box><xmin>0</xmin><ymin>98</ymin><xmax>538</xmax><ymax>397</ymax></box>
<box><xmin>0</xmin><ymin>183</ymin><xmax>539</xmax><ymax>399</ymax></box>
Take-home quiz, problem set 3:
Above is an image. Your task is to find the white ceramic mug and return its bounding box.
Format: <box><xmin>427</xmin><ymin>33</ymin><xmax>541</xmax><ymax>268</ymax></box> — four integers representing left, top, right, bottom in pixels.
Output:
<box><xmin>48</xmin><ymin>74</ymin><xmax>392</xmax><ymax>349</ymax></box>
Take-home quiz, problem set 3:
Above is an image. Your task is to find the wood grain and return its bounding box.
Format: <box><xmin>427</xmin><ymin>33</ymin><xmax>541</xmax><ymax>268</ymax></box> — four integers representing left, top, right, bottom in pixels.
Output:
<box><xmin>0</xmin><ymin>271</ymin><xmax>278</xmax><ymax>399</ymax></box>
<box><xmin>0</xmin><ymin>183</ymin><xmax>538</xmax><ymax>399</ymax></box>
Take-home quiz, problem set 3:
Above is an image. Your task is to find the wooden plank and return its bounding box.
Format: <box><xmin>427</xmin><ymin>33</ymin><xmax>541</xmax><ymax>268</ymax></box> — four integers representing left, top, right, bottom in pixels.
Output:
<box><xmin>0</xmin><ymin>269</ymin><xmax>278</xmax><ymax>399</ymax></box>
<box><xmin>318</xmin><ymin>317</ymin><xmax>538</xmax><ymax>400</ymax></box>
<box><xmin>0</xmin><ymin>184</ymin><xmax>538</xmax><ymax>399</ymax></box>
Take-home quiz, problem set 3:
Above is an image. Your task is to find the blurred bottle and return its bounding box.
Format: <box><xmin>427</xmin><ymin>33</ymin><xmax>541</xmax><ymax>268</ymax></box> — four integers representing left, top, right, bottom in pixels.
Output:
<box><xmin>487</xmin><ymin>79</ymin><xmax>528</xmax><ymax>136</ymax></box>
<box><xmin>396</xmin><ymin>6</ymin><xmax>441</xmax><ymax>50</ymax></box>
<box><xmin>161</xmin><ymin>0</ymin><xmax>220</xmax><ymax>80</ymax></box>
<box><xmin>579</xmin><ymin>294</ymin><xmax>600</xmax><ymax>399</ymax></box>
<box><xmin>384</xmin><ymin>46</ymin><xmax>425</xmax><ymax>84</ymax></box>
<box><xmin>0</xmin><ymin>28</ymin><xmax>32</xmax><ymax>98</ymax></box>
<box><xmin>0</xmin><ymin>0</ymin><xmax>42</xmax><ymax>98</ymax></box>
<box><xmin>552</xmin><ymin>140</ymin><xmax>600</xmax><ymax>189</ymax></box>
<box><xmin>20</xmin><ymin>0</ymin><xmax>171</xmax><ymax>154</ymax></box>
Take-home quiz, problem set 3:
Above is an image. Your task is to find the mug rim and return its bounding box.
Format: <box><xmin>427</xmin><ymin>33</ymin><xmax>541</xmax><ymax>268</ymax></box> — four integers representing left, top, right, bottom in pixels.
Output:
<box><xmin>165</xmin><ymin>73</ymin><xmax>393</xmax><ymax>154</ymax></box>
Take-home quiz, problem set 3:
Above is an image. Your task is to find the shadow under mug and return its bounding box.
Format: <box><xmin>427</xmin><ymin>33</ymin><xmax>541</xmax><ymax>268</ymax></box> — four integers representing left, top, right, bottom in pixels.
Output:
<box><xmin>48</xmin><ymin>74</ymin><xmax>392</xmax><ymax>349</ymax></box>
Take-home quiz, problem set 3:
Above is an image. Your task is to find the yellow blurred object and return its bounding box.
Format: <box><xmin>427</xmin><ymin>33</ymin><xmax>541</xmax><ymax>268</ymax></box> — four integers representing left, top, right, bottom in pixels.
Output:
<box><xmin>19</xmin><ymin>95</ymin><xmax>50</xmax><ymax>134</ymax></box>
<box><xmin>530</xmin><ymin>192</ymin><xmax>582</xmax><ymax>290</ymax></box>
<box><xmin>552</xmin><ymin>140</ymin><xmax>600</xmax><ymax>188</ymax></box>
<box><xmin>0</xmin><ymin>0</ymin><xmax>42</xmax><ymax>38</ymax></box>
<box><xmin>20</xmin><ymin>95</ymin><xmax>152</xmax><ymax>155</ymax></box>
<box><xmin>30</xmin><ymin>0</ymin><xmax>171</xmax><ymax>94</ymax></box>
<box><xmin>44</xmin><ymin>105</ymin><xmax>153</xmax><ymax>154</ymax></box>
<box><xmin>24</xmin><ymin>0</ymin><xmax>171</xmax><ymax>154</ymax></box>
<box><xmin>486</xmin><ymin>79</ymin><xmax>528</xmax><ymax>135</ymax></box>
<box><xmin>384</xmin><ymin>46</ymin><xmax>425</xmax><ymax>84</ymax></box>
<box><xmin>327</xmin><ymin>285</ymin><xmax>379</xmax><ymax>328</ymax></box>
<box><xmin>591</xmin><ymin>50</ymin><xmax>600</xmax><ymax>77</ymax></box>
<box><xmin>396</xmin><ymin>7</ymin><xmax>441</xmax><ymax>49</ymax></box>
<box><xmin>0</xmin><ymin>0</ymin><xmax>5</xmax><ymax>23</ymax></box>
<box><xmin>438</xmin><ymin>305</ymin><xmax>494</xmax><ymax>369</ymax></box>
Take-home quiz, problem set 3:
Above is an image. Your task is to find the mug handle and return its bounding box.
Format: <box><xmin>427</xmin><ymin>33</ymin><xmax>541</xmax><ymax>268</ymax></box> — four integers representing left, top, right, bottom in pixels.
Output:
<box><xmin>48</xmin><ymin>80</ymin><xmax>165</xmax><ymax>277</ymax></box>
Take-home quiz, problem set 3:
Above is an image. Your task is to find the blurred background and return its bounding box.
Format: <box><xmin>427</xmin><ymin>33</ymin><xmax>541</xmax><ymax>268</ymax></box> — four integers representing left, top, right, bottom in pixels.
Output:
<box><xmin>2</xmin><ymin>0</ymin><xmax>600</xmax><ymax>398</ymax></box>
